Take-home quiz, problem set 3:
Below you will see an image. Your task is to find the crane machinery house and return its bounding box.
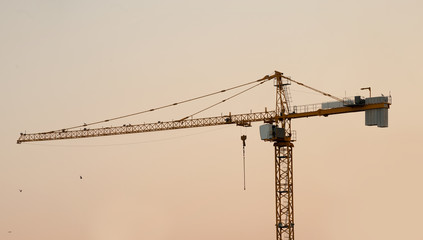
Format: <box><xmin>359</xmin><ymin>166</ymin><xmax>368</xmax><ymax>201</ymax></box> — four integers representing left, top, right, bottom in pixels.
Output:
<box><xmin>260</xmin><ymin>124</ymin><xmax>285</xmax><ymax>141</ymax></box>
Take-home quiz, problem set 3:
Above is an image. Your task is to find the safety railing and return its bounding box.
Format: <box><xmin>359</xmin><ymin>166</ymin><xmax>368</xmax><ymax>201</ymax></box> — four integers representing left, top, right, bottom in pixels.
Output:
<box><xmin>290</xmin><ymin>130</ymin><xmax>297</xmax><ymax>142</ymax></box>
<box><xmin>291</xmin><ymin>103</ymin><xmax>322</xmax><ymax>114</ymax></box>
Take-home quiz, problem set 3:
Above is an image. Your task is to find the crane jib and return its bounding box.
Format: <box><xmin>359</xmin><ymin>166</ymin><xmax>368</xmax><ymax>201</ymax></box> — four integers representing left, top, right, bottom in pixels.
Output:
<box><xmin>17</xmin><ymin>101</ymin><xmax>390</xmax><ymax>144</ymax></box>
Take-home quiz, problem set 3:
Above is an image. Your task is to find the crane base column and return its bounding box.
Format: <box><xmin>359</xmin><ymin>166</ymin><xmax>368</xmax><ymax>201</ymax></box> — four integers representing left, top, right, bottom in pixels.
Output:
<box><xmin>274</xmin><ymin>141</ymin><xmax>294</xmax><ymax>240</ymax></box>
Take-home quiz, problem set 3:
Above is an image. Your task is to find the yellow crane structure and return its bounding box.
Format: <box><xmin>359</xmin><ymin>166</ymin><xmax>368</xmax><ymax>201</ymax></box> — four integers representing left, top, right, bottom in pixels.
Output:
<box><xmin>17</xmin><ymin>71</ymin><xmax>392</xmax><ymax>240</ymax></box>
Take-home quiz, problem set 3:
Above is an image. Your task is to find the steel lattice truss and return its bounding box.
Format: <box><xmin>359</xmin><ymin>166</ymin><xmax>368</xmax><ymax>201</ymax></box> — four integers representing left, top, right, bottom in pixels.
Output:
<box><xmin>275</xmin><ymin>143</ymin><xmax>294</xmax><ymax>240</ymax></box>
<box><xmin>17</xmin><ymin>111</ymin><xmax>277</xmax><ymax>143</ymax></box>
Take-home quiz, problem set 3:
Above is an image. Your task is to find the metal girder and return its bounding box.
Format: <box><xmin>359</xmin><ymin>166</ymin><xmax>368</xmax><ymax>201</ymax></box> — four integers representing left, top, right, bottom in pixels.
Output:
<box><xmin>287</xmin><ymin>102</ymin><xmax>390</xmax><ymax>119</ymax></box>
<box><xmin>275</xmin><ymin>141</ymin><xmax>294</xmax><ymax>240</ymax></box>
<box><xmin>273</xmin><ymin>72</ymin><xmax>295</xmax><ymax>240</ymax></box>
<box><xmin>17</xmin><ymin>111</ymin><xmax>276</xmax><ymax>143</ymax></box>
<box><xmin>17</xmin><ymin>102</ymin><xmax>390</xmax><ymax>144</ymax></box>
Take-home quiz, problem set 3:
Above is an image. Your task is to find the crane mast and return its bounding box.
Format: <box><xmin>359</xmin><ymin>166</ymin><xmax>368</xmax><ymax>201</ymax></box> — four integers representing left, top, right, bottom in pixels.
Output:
<box><xmin>274</xmin><ymin>72</ymin><xmax>295</xmax><ymax>240</ymax></box>
<box><xmin>16</xmin><ymin>71</ymin><xmax>392</xmax><ymax>240</ymax></box>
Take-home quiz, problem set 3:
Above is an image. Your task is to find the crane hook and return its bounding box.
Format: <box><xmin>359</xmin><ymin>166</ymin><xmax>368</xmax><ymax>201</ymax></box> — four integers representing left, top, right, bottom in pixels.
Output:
<box><xmin>241</xmin><ymin>135</ymin><xmax>247</xmax><ymax>146</ymax></box>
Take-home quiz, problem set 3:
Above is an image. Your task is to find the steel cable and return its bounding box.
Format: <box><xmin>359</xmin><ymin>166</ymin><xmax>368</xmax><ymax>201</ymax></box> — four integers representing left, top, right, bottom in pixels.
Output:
<box><xmin>178</xmin><ymin>80</ymin><xmax>267</xmax><ymax>120</ymax></box>
<box><xmin>46</xmin><ymin>75</ymin><xmax>273</xmax><ymax>133</ymax></box>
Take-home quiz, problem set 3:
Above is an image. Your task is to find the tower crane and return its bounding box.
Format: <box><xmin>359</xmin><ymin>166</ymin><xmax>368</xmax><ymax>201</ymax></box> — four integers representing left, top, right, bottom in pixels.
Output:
<box><xmin>17</xmin><ymin>71</ymin><xmax>391</xmax><ymax>240</ymax></box>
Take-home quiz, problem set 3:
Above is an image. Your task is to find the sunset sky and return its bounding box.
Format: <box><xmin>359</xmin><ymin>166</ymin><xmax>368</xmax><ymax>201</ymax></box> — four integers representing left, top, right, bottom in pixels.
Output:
<box><xmin>1</xmin><ymin>1</ymin><xmax>422</xmax><ymax>240</ymax></box>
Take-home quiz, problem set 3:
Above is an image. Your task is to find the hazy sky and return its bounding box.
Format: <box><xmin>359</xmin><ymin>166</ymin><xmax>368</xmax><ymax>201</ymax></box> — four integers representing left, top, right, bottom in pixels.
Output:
<box><xmin>1</xmin><ymin>1</ymin><xmax>422</xmax><ymax>240</ymax></box>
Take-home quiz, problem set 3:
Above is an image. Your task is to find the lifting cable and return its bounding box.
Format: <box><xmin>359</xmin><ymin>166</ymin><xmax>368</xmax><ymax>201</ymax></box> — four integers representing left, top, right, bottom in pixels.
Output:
<box><xmin>47</xmin><ymin>75</ymin><xmax>273</xmax><ymax>133</ymax></box>
<box><xmin>241</xmin><ymin>135</ymin><xmax>247</xmax><ymax>190</ymax></box>
<box><xmin>177</xmin><ymin>79</ymin><xmax>267</xmax><ymax>121</ymax></box>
